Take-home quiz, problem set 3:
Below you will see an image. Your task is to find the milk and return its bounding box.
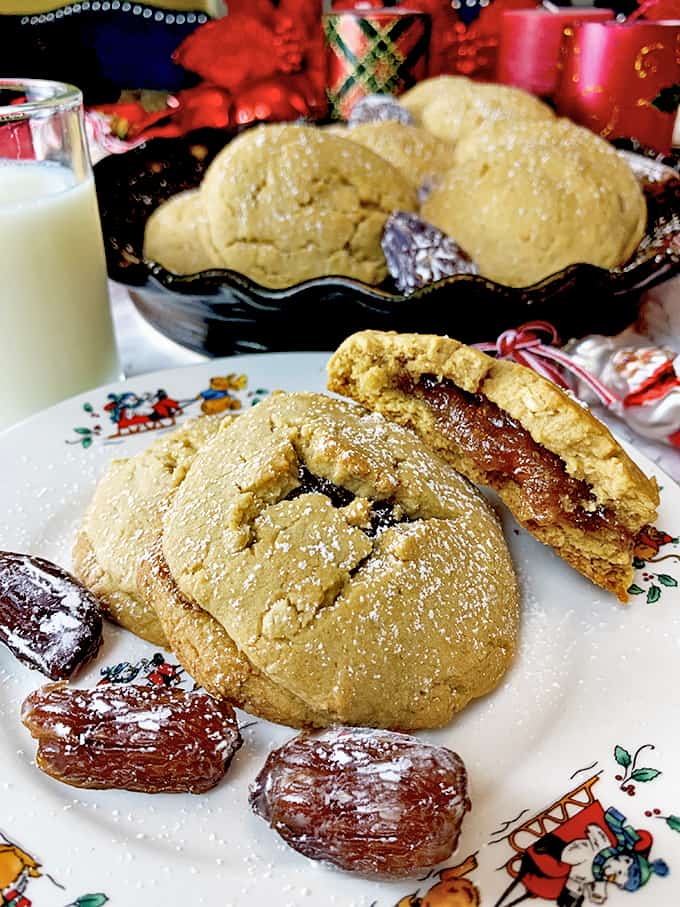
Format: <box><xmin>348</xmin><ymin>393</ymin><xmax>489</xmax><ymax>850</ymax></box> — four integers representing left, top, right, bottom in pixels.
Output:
<box><xmin>0</xmin><ymin>161</ymin><xmax>120</xmax><ymax>429</ymax></box>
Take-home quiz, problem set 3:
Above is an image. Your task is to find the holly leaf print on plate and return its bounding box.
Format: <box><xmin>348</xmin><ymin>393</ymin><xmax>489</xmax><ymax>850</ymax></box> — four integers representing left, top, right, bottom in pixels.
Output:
<box><xmin>615</xmin><ymin>745</ymin><xmax>632</xmax><ymax>768</ymax></box>
<box><xmin>632</xmin><ymin>768</ymin><xmax>662</xmax><ymax>783</ymax></box>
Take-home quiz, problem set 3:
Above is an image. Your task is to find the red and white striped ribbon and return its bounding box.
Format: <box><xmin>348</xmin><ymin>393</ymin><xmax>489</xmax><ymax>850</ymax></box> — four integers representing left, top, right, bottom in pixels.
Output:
<box><xmin>474</xmin><ymin>321</ymin><xmax>623</xmax><ymax>411</ymax></box>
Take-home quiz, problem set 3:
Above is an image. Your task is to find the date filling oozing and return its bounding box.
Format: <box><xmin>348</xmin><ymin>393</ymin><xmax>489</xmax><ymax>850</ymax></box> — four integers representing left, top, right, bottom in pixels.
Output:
<box><xmin>284</xmin><ymin>464</ymin><xmax>409</xmax><ymax>538</ymax></box>
<box><xmin>403</xmin><ymin>374</ymin><xmax>631</xmax><ymax>546</ymax></box>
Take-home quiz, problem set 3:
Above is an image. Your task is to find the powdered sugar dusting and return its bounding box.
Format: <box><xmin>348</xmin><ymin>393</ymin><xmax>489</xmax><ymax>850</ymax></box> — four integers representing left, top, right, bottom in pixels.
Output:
<box><xmin>162</xmin><ymin>392</ymin><xmax>518</xmax><ymax>729</ymax></box>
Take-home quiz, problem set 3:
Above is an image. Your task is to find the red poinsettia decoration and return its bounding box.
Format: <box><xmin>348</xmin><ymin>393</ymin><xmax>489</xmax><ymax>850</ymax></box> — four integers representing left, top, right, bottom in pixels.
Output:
<box><xmin>173</xmin><ymin>0</ymin><xmax>325</xmax><ymax>122</ymax></box>
<box><xmin>95</xmin><ymin>0</ymin><xmax>325</xmax><ymax>143</ymax></box>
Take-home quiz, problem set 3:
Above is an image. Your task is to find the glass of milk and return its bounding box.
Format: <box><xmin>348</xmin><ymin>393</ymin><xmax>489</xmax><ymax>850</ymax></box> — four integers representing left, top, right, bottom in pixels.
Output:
<box><xmin>0</xmin><ymin>79</ymin><xmax>121</xmax><ymax>431</ymax></box>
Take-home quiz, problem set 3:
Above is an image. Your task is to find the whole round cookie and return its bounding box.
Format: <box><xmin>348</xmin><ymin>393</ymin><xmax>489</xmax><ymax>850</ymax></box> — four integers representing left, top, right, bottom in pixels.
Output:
<box><xmin>73</xmin><ymin>415</ymin><xmax>228</xmax><ymax>645</ymax></box>
<box><xmin>137</xmin><ymin>539</ymin><xmax>334</xmax><ymax>727</ymax></box>
<box><xmin>200</xmin><ymin>124</ymin><xmax>417</xmax><ymax>288</ymax></box>
<box><xmin>143</xmin><ymin>189</ymin><xmax>217</xmax><ymax>275</ymax></box>
<box><xmin>163</xmin><ymin>392</ymin><xmax>519</xmax><ymax>730</ymax></box>
<box><xmin>398</xmin><ymin>76</ymin><xmax>472</xmax><ymax>121</ymax></box>
<box><xmin>453</xmin><ymin>117</ymin><xmax>646</xmax><ymax>265</ymax></box>
<box><xmin>320</xmin><ymin>123</ymin><xmax>350</xmax><ymax>138</ymax></box>
<box><xmin>342</xmin><ymin>122</ymin><xmax>454</xmax><ymax>193</ymax></box>
<box><xmin>421</xmin><ymin>83</ymin><xmax>553</xmax><ymax>145</ymax></box>
<box><xmin>422</xmin><ymin>123</ymin><xmax>646</xmax><ymax>286</ymax></box>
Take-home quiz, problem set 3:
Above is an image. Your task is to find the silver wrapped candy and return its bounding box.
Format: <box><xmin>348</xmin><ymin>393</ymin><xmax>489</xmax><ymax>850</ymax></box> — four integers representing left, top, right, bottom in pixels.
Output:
<box><xmin>568</xmin><ymin>334</ymin><xmax>680</xmax><ymax>448</ymax></box>
<box><xmin>382</xmin><ymin>211</ymin><xmax>478</xmax><ymax>294</ymax></box>
<box><xmin>347</xmin><ymin>94</ymin><xmax>415</xmax><ymax>128</ymax></box>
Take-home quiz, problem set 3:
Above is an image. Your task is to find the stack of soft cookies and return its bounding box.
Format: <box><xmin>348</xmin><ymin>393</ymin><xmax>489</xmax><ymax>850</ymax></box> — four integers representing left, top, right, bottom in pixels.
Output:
<box><xmin>74</xmin><ymin>391</ymin><xmax>520</xmax><ymax>730</ymax></box>
<box><xmin>143</xmin><ymin>76</ymin><xmax>647</xmax><ymax>290</ymax></box>
<box><xmin>73</xmin><ymin>330</ymin><xmax>661</xmax><ymax>730</ymax></box>
<box><xmin>145</xmin><ymin>124</ymin><xmax>418</xmax><ymax>289</ymax></box>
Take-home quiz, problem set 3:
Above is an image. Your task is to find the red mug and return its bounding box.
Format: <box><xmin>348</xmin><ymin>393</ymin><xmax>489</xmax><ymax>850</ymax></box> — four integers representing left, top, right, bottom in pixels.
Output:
<box><xmin>497</xmin><ymin>7</ymin><xmax>614</xmax><ymax>97</ymax></box>
<box><xmin>555</xmin><ymin>19</ymin><xmax>680</xmax><ymax>153</ymax></box>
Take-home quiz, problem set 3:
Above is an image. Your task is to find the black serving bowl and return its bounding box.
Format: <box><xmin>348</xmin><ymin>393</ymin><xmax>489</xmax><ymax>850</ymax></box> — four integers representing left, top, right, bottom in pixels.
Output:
<box><xmin>94</xmin><ymin>130</ymin><xmax>680</xmax><ymax>355</ymax></box>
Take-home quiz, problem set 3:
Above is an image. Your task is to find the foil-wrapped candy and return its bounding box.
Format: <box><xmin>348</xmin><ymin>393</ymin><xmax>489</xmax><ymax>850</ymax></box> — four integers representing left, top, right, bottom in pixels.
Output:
<box><xmin>347</xmin><ymin>94</ymin><xmax>415</xmax><ymax>128</ymax></box>
<box><xmin>382</xmin><ymin>211</ymin><xmax>478</xmax><ymax>294</ymax></box>
<box><xmin>568</xmin><ymin>335</ymin><xmax>680</xmax><ymax>448</ymax></box>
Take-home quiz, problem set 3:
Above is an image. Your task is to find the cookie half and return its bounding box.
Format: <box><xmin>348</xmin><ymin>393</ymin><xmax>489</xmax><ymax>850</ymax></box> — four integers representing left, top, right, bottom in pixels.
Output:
<box><xmin>327</xmin><ymin>331</ymin><xmax>659</xmax><ymax>602</ymax></box>
<box><xmin>162</xmin><ymin>392</ymin><xmax>519</xmax><ymax>730</ymax></box>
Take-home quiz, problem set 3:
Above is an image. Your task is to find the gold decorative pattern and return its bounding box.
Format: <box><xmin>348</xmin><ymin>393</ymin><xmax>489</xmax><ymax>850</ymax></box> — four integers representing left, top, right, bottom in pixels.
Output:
<box><xmin>634</xmin><ymin>43</ymin><xmax>665</xmax><ymax>80</ymax></box>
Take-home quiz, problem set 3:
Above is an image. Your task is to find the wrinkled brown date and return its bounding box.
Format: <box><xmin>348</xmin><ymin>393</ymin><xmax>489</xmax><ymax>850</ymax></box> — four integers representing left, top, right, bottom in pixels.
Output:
<box><xmin>22</xmin><ymin>683</ymin><xmax>242</xmax><ymax>793</ymax></box>
<box><xmin>0</xmin><ymin>551</ymin><xmax>103</xmax><ymax>679</ymax></box>
<box><xmin>249</xmin><ymin>727</ymin><xmax>470</xmax><ymax>878</ymax></box>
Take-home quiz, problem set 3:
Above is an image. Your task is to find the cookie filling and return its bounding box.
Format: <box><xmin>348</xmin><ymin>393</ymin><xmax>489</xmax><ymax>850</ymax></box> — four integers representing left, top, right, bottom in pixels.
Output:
<box><xmin>285</xmin><ymin>465</ymin><xmax>408</xmax><ymax>538</ymax></box>
<box><xmin>403</xmin><ymin>374</ymin><xmax>630</xmax><ymax>545</ymax></box>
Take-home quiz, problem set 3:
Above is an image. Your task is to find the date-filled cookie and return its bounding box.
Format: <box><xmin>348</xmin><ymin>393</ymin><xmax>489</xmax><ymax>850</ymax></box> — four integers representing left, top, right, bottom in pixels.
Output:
<box><xmin>200</xmin><ymin>125</ymin><xmax>417</xmax><ymax>288</ymax></box>
<box><xmin>143</xmin><ymin>189</ymin><xmax>217</xmax><ymax>275</ymax></box>
<box><xmin>162</xmin><ymin>392</ymin><xmax>519</xmax><ymax>730</ymax></box>
<box><xmin>452</xmin><ymin>118</ymin><xmax>647</xmax><ymax>271</ymax></box>
<box><xmin>421</xmin><ymin>83</ymin><xmax>554</xmax><ymax>146</ymax></box>
<box><xmin>422</xmin><ymin>116</ymin><xmax>646</xmax><ymax>287</ymax></box>
<box><xmin>327</xmin><ymin>331</ymin><xmax>659</xmax><ymax>601</ymax></box>
<box><xmin>398</xmin><ymin>75</ymin><xmax>472</xmax><ymax>122</ymax></box>
<box><xmin>72</xmin><ymin>415</ymin><xmax>229</xmax><ymax>645</ymax></box>
<box><xmin>342</xmin><ymin>122</ymin><xmax>455</xmax><ymax>193</ymax></box>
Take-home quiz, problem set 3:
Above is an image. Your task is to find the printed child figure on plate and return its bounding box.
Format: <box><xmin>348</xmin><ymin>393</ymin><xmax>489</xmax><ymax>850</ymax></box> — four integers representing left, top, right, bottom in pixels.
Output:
<box><xmin>495</xmin><ymin>803</ymin><xmax>668</xmax><ymax>906</ymax></box>
<box><xmin>0</xmin><ymin>838</ymin><xmax>40</xmax><ymax>907</ymax></box>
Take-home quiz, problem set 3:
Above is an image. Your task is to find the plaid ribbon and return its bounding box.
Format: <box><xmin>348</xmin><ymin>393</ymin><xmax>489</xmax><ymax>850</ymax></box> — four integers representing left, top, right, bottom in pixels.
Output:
<box><xmin>325</xmin><ymin>11</ymin><xmax>429</xmax><ymax>119</ymax></box>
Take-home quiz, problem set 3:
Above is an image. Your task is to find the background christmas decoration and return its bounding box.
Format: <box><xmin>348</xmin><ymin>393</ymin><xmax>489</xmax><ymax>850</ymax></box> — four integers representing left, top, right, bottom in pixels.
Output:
<box><xmin>0</xmin><ymin>0</ymin><xmax>214</xmax><ymax>104</ymax></box>
<box><xmin>555</xmin><ymin>20</ymin><xmax>680</xmax><ymax>154</ymax></box>
<box><xmin>173</xmin><ymin>0</ymin><xmax>326</xmax><ymax>126</ymax></box>
<box><xmin>325</xmin><ymin>7</ymin><xmax>430</xmax><ymax>119</ymax></box>
<box><xmin>332</xmin><ymin>0</ymin><xmax>541</xmax><ymax>80</ymax></box>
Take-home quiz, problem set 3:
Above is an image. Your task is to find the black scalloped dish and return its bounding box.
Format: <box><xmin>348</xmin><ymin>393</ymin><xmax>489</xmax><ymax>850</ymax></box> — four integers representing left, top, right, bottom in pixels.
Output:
<box><xmin>94</xmin><ymin>129</ymin><xmax>680</xmax><ymax>355</ymax></box>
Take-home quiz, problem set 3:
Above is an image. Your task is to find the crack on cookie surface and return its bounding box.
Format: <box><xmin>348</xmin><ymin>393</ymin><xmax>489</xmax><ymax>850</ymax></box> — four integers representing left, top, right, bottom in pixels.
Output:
<box><xmin>161</xmin><ymin>392</ymin><xmax>520</xmax><ymax>728</ymax></box>
<box><xmin>138</xmin><ymin>539</ymin><xmax>334</xmax><ymax>727</ymax></box>
<box><xmin>283</xmin><ymin>463</ymin><xmax>409</xmax><ymax>538</ymax></box>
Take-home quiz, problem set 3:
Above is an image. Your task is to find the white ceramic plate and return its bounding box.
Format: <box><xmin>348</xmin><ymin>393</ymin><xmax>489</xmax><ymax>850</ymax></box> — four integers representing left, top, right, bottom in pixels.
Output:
<box><xmin>1</xmin><ymin>353</ymin><xmax>679</xmax><ymax>907</ymax></box>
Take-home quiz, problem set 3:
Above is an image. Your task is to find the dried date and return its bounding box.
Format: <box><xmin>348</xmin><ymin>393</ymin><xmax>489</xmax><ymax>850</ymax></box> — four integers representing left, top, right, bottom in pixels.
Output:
<box><xmin>0</xmin><ymin>551</ymin><xmax>103</xmax><ymax>679</ymax></box>
<box><xmin>22</xmin><ymin>683</ymin><xmax>242</xmax><ymax>793</ymax></box>
<box><xmin>249</xmin><ymin>727</ymin><xmax>470</xmax><ymax>878</ymax></box>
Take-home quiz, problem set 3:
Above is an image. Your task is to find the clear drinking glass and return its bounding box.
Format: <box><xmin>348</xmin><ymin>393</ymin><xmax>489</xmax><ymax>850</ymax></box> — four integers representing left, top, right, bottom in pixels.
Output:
<box><xmin>0</xmin><ymin>78</ymin><xmax>121</xmax><ymax>430</ymax></box>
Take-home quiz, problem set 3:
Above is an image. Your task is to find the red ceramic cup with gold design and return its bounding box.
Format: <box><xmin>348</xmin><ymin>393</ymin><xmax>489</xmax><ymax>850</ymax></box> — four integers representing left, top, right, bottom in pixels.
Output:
<box><xmin>497</xmin><ymin>8</ymin><xmax>614</xmax><ymax>98</ymax></box>
<box><xmin>554</xmin><ymin>20</ymin><xmax>680</xmax><ymax>154</ymax></box>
